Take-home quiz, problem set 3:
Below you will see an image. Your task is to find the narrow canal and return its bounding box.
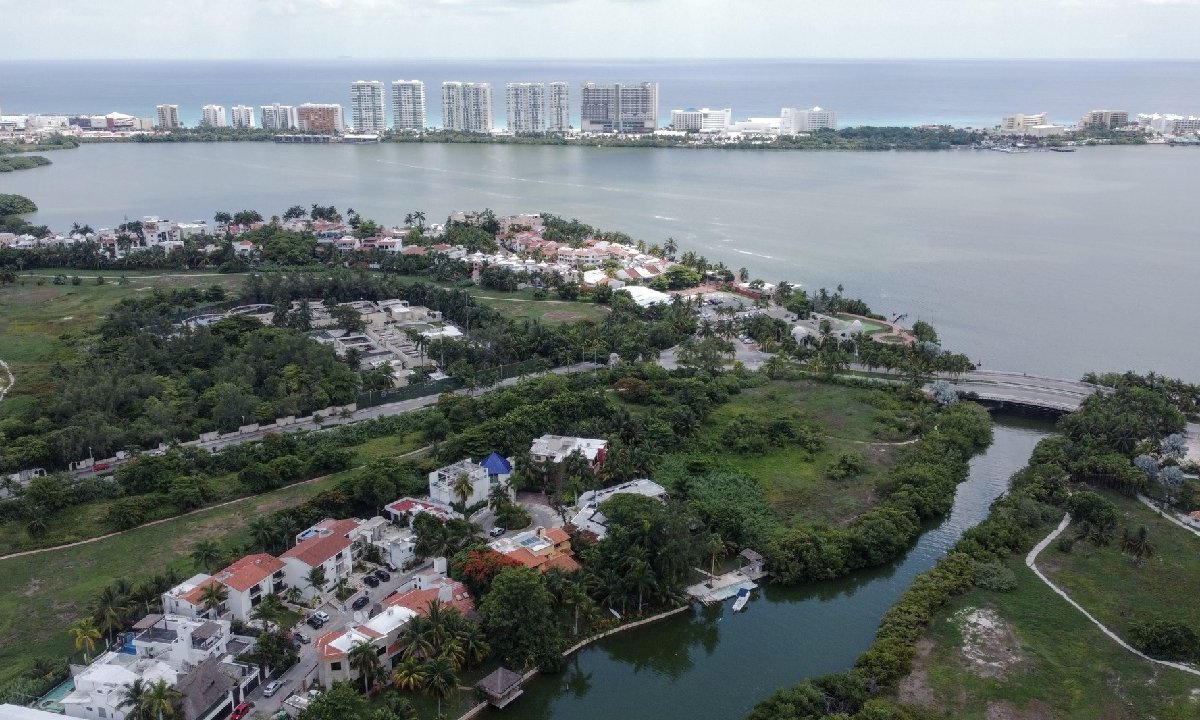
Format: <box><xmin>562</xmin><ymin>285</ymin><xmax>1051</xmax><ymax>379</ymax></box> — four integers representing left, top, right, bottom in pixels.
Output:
<box><xmin>494</xmin><ymin>415</ymin><xmax>1052</xmax><ymax>720</ymax></box>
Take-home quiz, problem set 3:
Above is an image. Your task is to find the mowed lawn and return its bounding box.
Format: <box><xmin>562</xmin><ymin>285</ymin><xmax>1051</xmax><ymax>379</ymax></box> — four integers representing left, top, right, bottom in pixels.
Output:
<box><xmin>0</xmin><ymin>468</ymin><xmax>356</xmax><ymax>686</ymax></box>
<box><xmin>700</xmin><ymin>380</ymin><xmax>918</xmax><ymax>526</ymax></box>
<box><xmin>908</xmin><ymin>552</ymin><xmax>1200</xmax><ymax>719</ymax></box>
<box><xmin>1040</xmin><ymin>492</ymin><xmax>1200</xmax><ymax>639</ymax></box>
<box><xmin>383</xmin><ymin>273</ymin><xmax>609</xmax><ymax>324</ymax></box>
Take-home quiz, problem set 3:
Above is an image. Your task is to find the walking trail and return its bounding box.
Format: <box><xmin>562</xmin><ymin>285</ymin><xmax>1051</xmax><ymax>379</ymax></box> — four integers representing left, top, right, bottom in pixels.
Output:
<box><xmin>0</xmin><ymin>357</ymin><xmax>13</xmax><ymax>404</ymax></box>
<box><xmin>1025</xmin><ymin>513</ymin><xmax>1200</xmax><ymax>677</ymax></box>
<box><xmin>1136</xmin><ymin>494</ymin><xmax>1200</xmax><ymax>541</ymax></box>
<box><xmin>0</xmin><ymin>445</ymin><xmax>431</xmax><ymax>562</ymax></box>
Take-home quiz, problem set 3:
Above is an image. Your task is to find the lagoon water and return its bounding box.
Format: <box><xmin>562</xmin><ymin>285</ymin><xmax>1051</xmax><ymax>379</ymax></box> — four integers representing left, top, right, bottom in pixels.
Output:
<box><xmin>494</xmin><ymin>417</ymin><xmax>1050</xmax><ymax>720</ymax></box>
<box><xmin>2</xmin><ymin>141</ymin><xmax>1197</xmax><ymax>381</ymax></box>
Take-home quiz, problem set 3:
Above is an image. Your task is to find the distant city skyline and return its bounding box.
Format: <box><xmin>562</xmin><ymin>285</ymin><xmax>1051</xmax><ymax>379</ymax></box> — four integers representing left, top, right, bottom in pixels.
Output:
<box><xmin>2</xmin><ymin>0</ymin><xmax>1199</xmax><ymax>60</ymax></box>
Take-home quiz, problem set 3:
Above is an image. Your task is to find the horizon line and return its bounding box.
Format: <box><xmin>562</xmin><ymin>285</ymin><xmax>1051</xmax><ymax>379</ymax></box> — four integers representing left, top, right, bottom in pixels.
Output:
<box><xmin>4</xmin><ymin>56</ymin><xmax>1200</xmax><ymax>63</ymax></box>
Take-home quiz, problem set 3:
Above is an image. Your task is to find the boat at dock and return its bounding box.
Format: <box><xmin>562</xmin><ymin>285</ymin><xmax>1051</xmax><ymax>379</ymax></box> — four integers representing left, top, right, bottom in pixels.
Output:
<box><xmin>732</xmin><ymin>587</ymin><xmax>751</xmax><ymax>612</ymax></box>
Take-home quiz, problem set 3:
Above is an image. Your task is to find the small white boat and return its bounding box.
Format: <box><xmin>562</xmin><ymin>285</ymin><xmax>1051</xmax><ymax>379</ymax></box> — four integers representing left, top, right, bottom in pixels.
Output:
<box><xmin>732</xmin><ymin>587</ymin><xmax>751</xmax><ymax>612</ymax></box>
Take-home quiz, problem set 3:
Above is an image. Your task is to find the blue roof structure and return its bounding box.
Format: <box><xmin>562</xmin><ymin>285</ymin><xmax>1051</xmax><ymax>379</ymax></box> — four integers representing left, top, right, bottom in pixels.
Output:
<box><xmin>479</xmin><ymin>452</ymin><xmax>512</xmax><ymax>476</ymax></box>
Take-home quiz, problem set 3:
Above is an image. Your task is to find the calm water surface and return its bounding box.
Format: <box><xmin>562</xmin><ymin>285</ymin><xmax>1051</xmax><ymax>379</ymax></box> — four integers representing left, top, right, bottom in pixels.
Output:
<box><xmin>2</xmin><ymin>141</ymin><xmax>1197</xmax><ymax>381</ymax></box>
<box><xmin>493</xmin><ymin>417</ymin><xmax>1051</xmax><ymax>720</ymax></box>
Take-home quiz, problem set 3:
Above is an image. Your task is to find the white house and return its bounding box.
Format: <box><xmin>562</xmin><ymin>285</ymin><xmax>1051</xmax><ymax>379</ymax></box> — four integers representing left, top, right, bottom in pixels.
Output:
<box><xmin>128</xmin><ymin>613</ymin><xmax>231</xmax><ymax>671</ymax></box>
<box><xmin>210</xmin><ymin>554</ymin><xmax>288</xmax><ymax>621</ymax></box>
<box><xmin>281</xmin><ymin>532</ymin><xmax>352</xmax><ymax>600</ymax></box>
<box><xmin>530</xmin><ymin>435</ymin><xmax>609</xmax><ymax>468</ymax></box>
<box><xmin>571</xmin><ymin>480</ymin><xmax>669</xmax><ymax>540</ymax></box>
<box><xmin>61</xmin><ymin>652</ymin><xmax>178</xmax><ymax>720</ymax></box>
<box><xmin>315</xmin><ymin>605</ymin><xmax>418</xmax><ymax>689</ymax></box>
<box><xmin>428</xmin><ymin>457</ymin><xmax>511</xmax><ymax>509</ymax></box>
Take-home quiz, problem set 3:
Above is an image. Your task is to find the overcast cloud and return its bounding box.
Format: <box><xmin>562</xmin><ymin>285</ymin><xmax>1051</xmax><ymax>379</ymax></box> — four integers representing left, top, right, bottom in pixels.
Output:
<box><xmin>5</xmin><ymin>0</ymin><xmax>1199</xmax><ymax>59</ymax></box>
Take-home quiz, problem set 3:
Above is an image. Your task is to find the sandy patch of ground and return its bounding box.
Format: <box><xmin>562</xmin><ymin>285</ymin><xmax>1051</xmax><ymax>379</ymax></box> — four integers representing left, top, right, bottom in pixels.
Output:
<box><xmin>896</xmin><ymin>638</ymin><xmax>937</xmax><ymax>707</ymax></box>
<box><xmin>540</xmin><ymin>310</ymin><xmax>587</xmax><ymax>322</ymax></box>
<box><xmin>952</xmin><ymin>606</ymin><xmax>1027</xmax><ymax>678</ymax></box>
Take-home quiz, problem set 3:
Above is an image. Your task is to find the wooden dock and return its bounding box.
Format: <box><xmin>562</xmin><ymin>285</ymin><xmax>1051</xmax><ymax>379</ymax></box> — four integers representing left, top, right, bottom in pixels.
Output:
<box><xmin>686</xmin><ymin>566</ymin><xmax>768</xmax><ymax>606</ymax></box>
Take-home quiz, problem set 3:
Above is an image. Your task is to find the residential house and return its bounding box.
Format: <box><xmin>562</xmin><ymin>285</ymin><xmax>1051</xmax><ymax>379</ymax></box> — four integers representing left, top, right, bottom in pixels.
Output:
<box><xmin>314</xmin><ymin>605</ymin><xmax>417</xmax><ymax>689</ymax></box>
<box><xmin>385</xmin><ymin>497</ymin><xmax>454</xmax><ymax>526</ymax></box>
<box><xmin>128</xmin><ymin>613</ymin><xmax>231</xmax><ymax>671</ymax></box>
<box><xmin>210</xmin><ymin>554</ymin><xmax>288</xmax><ymax>622</ymax></box>
<box><xmin>570</xmin><ymin>479</ymin><xmax>669</xmax><ymax>541</ymax></box>
<box><xmin>428</xmin><ymin>457</ymin><xmax>512</xmax><ymax>509</ymax></box>
<box><xmin>281</xmin><ymin>531</ymin><xmax>352</xmax><ymax>599</ymax></box>
<box><xmin>161</xmin><ymin>573</ymin><xmax>222</xmax><ymax>618</ymax></box>
<box><xmin>488</xmin><ymin>527</ymin><xmax>580</xmax><ymax>573</ymax></box>
<box><xmin>175</xmin><ymin>656</ymin><xmax>258</xmax><ymax>720</ymax></box>
<box><xmin>382</xmin><ymin>575</ymin><xmax>474</xmax><ymax>617</ymax></box>
<box><xmin>61</xmin><ymin>652</ymin><xmax>178</xmax><ymax>720</ymax></box>
<box><xmin>529</xmin><ymin>435</ymin><xmax>609</xmax><ymax>469</ymax></box>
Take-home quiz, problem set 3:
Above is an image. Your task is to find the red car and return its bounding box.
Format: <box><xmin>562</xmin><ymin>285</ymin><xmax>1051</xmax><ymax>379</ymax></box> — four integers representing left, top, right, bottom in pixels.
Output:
<box><xmin>231</xmin><ymin>702</ymin><xmax>254</xmax><ymax>720</ymax></box>
<box><xmin>93</xmin><ymin>463</ymin><xmax>111</xmax><ymax>472</ymax></box>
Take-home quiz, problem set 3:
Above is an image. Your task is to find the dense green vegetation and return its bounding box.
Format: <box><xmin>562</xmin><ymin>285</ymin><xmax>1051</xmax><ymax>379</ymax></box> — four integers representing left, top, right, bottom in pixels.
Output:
<box><xmin>0</xmin><ymin>194</ymin><xmax>38</xmax><ymax>216</ymax></box>
<box><xmin>0</xmin><ymin>155</ymin><xmax>51</xmax><ymax>173</ymax></box>
<box><xmin>746</xmin><ymin>379</ymin><xmax>1192</xmax><ymax>720</ymax></box>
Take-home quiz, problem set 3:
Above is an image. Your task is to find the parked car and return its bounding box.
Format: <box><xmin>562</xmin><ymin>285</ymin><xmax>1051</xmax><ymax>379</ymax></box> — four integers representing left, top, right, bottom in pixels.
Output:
<box><xmin>385</xmin><ymin>561</ymin><xmax>399</xmax><ymax>572</ymax></box>
<box><xmin>232</xmin><ymin>703</ymin><xmax>254</xmax><ymax>720</ymax></box>
<box><xmin>363</xmin><ymin>575</ymin><xmax>380</xmax><ymax>588</ymax></box>
<box><xmin>374</xmin><ymin>568</ymin><xmax>391</xmax><ymax>581</ymax></box>
<box><xmin>292</xmin><ymin>632</ymin><xmax>310</xmax><ymax>645</ymax></box>
<box><xmin>263</xmin><ymin>681</ymin><xmax>283</xmax><ymax>698</ymax></box>
<box><xmin>489</xmin><ymin>526</ymin><xmax>506</xmax><ymax>538</ymax></box>
<box><xmin>93</xmin><ymin>462</ymin><xmax>111</xmax><ymax>472</ymax></box>
<box><xmin>351</xmin><ymin>595</ymin><xmax>370</xmax><ymax>610</ymax></box>
<box><xmin>306</xmin><ymin>616</ymin><xmax>324</xmax><ymax>630</ymax></box>
<box><xmin>312</xmin><ymin>611</ymin><xmax>330</xmax><ymax>623</ymax></box>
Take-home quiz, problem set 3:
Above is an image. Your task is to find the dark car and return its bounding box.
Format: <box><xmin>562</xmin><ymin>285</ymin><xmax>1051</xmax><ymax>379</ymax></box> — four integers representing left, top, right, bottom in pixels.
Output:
<box><xmin>351</xmin><ymin>595</ymin><xmax>370</xmax><ymax>610</ymax></box>
<box><xmin>363</xmin><ymin>575</ymin><xmax>380</xmax><ymax>588</ymax></box>
<box><xmin>292</xmin><ymin>631</ymin><xmax>310</xmax><ymax>645</ymax></box>
<box><xmin>306</xmin><ymin>615</ymin><xmax>325</xmax><ymax>630</ymax></box>
<box><xmin>374</xmin><ymin>568</ymin><xmax>391</xmax><ymax>581</ymax></box>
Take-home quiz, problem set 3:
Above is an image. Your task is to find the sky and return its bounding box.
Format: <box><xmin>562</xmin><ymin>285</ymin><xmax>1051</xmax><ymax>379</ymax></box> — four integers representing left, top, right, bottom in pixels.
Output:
<box><xmin>5</xmin><ymin>0</ymin><xmax>1200</xmax><ymax>59</ymax></box>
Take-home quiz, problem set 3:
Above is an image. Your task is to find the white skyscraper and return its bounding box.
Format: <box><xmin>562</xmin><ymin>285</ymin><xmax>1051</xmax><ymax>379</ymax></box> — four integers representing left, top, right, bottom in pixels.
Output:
<box><xmin>780</xmin><ymin>106</ymin><xmax>837</xmax><ymax>133</ymax></box>
<box><xmin>231</xmin><ymin>105</ymin><xmax>255</xmax><ymax>129</ymax></box>
<box><xmin>391</xmin><ymin>80</ymin><xmax>427</xmax><ymax>130</ymax></box>
<box><xmin>155</xmin><ymin>104</ymin><xmax>182</xmax><ymax>129</ymax></box>
<box><xmin>442</xmin><ymin>82</ymin><xmax>493</xmax><ymax>134</ymax></box>
<box><xmin>506</xmin><ymin>83</ymin><xmax>546</xmax><ymax>134</ymax></box>
<box><xmin>580</xmin><ymin>82</ymin><xmax>658</xmax><ymax>133</ymax></box>
<box><xmin>201</xmin><ymin>105</ymin><xmax>227</xmax><ymax>128</ymax></box>
<box><xmin>350</xmin><ymin>80</ymin><xmax>386</xmax><ymax>133</ymax></box>
<box><xmin>670</xmin><ymin>108</ymin><xmax>732</xmax><ymax>132</ymax></box>
<box><xmin>547</xmin><ymin>82</ymin><xmax>570</xmax><ymax>132</ymax></box>
<box><xmin>260</xmin><ymin>103</ymin><xmax>298</xmax><ymax>130</ymax></box>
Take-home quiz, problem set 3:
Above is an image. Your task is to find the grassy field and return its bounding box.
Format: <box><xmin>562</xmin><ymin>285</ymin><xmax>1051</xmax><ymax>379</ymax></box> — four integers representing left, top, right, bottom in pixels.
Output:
<box><xmin>696</xmin><ymin>380</ymin><xmax>920</xmax><ymax>526</ymax></box>
<box><xmin>0</xmin><ymin>272</ymin><xmax>245</xmax><ymax>413</ymax></box>
<box><xmin>901</xmin><ymin>551</ymin><xmax>1200</xmax><ymax>719</ymax></box>
<box><xmin>0</xmin><ymin>432</ymin><xmax>429</xmax><ymax>686</ymax></box>
<box><xmin>0</xmin><ymin>431</ymin><xmax>423</xmax><ymax>556</ymax></box>
<box><xmin>384</xmin><ymin>273</ymin><xmax>609</xmax><ymax>324</ymax></box>
<box><xmin>1040</xmin><ymin>492</ymin><xmax>1200</xmax><ymax>640</ymax></box>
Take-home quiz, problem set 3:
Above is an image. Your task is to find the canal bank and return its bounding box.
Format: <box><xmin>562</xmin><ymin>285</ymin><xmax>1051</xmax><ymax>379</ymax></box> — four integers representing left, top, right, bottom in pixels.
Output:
<box><xmin>489</xmin><ymin>415</ymin><xmax>1052</xmax><ymax>720</ymax></box>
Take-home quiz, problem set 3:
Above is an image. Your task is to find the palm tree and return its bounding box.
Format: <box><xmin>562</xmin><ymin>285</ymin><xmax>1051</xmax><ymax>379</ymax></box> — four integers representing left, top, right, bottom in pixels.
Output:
<box><xmin>1119</xmin><ymin>525</ymin><xmax>1157</xmax><ymax>566</ymax></box>
<box><xmin>190</xmin><ymin>540</ymin><xmax>222</xmax><ymax>573</ymax></box>
<box><xmin>457</xmin><ymin>622</ymin><xmax>490</xmax><ymax>668</ymax></box>
<box><xmin>251</xmin><ymin>593</ymin><xmax>285</xmax><ymax>632</ymax></box>
<box><xmin>421</xmin><ymin>656</ymin><xmax>458</xmax><ymax>716</ymax></box>
<box><xmin>93</xmin><ymin>586</ymin><xmax>129</xmax><ymax>645</ymax></box>
<box><xmin>624</xmin><ymin>557</ymin><xmax>657</xmax><ymax>614</ymax></box>
<box><xmin>451</xmin><ymin>473</ymin><xmax>474</xmax><ymax>509</ymax></box>
<box><xmin>307</xmin><ymin>566</ymin><xmax>328</xmax><ymax>597</ymax></box>
<box><xmin>69</xmin><ymin>617</ymin><xmax>101</xmax><ymax>662</ymax></box>
<box><xmin>247</xmin><ymin>517</ymin><xmax>278</xmax><ymax>554</ymax></box>
<box><xmin>117</xmin><ymin>678</ymin><xmax>150</xmax><ymax>720</ymax></box>
<box><xmin>392</xmin><ymin>656</ymin><xmax>424</xmax><ymax>693</ymax></box>
<box><xmin>348</xmin><ymin>640</ymin><xmax>386</xmax><ymax>694</ymax></box>
<box><xmin>334</xmin><ymin>577</ymin><xmax>351</xmax><ymax>602</ymax></box>
<box><xmin>199</xmin><ymin>583</ymin><xmax>228</xmax><ymax>618</ymax></box>
<box><xmin>142</xmin><ymin>679</ymin><xmax>180</xmax><ymax>720</ymax></box>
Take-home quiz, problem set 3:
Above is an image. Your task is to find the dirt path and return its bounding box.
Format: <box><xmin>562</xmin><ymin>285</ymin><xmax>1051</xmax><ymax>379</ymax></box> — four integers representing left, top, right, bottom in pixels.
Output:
<box><xmin>0</xmin><ymin>445</ymin><xmax>431</xmax><ymax>561</ymax></box>
<box><xmin>1026</xmin><ymin>513</ymin><xmax>1200</xmax><ymax>677</ymax></box>
<box><xmin>0</xmin><ymin>357</ymin><xmax>13</xmax><ymax>404</ymax></box>
<box><xmin>1136</xmin><ymin>494</ymin><xmax>1200</xmax><ymax>541</ymax></box>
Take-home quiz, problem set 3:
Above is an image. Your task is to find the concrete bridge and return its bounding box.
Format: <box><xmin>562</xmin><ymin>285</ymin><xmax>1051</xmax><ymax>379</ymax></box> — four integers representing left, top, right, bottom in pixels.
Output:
<box><xmin>940</xmin><ymin>370</ymin><xmax>1104</xmax><ymax>413</ymax></box>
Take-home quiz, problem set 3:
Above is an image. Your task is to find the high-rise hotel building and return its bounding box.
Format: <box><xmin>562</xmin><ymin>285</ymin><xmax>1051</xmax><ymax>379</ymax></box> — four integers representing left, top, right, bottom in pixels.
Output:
<box><xmin>201</xmin><ymin>104</ymin><xmax>227</xmax><ymax>128</ymax></box>
<box><xmin>547</xmin><ymin>82</ymin><xmax>570</xmax><ymax>132</ymax></box>
<box><xmin>442</xmin><ymin>82</ymin><xmax>493</xmax><ymax>134</ymax></box>
<box><xmin>391</xmin><ymin>80</ymin><xmax>427</xmax><ymax>131</ymax></box>
<box><xmin>350</xmin><ymin>80</ymin><xmax>386</xmax><ymax>133</ymax></box>
<box><xmin>296</xmin><ymin>103</ymin><xmax>344</xmax><ymax>134</ymax></box>
<box><xmin>579</xmin><ymin>82</ymin><xmax>658</xmax><ymax>133</ymax></box>
<box><xmin>155</xmin><ymin>104</ymin><xmax>182</xmax><ymax>129</ymax></box>
<box><xmin>505</xmin><ymin>83</ymin><xmax>545</xmax><ymax>134</ymax></box>
<box><xmin>231</xmin><ymin>105</ymin><xmax>255</xmax><ymax>129</ymax></box>
<box><xmin>260</xmin><ymin>104</ymin><xmax>298</xmax><ymax>130</ymax></box>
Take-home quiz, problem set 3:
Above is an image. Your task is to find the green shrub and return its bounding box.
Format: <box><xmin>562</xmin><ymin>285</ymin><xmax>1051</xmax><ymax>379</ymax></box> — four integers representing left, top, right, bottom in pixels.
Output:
<box><xmin>1056</xmin><ymin>536</ymin><xmax>1074</xmax><ymax>553</ymax></box>
<box><xmin>1129</xmin><ymin>618</ymin><xmax>1200</xmax><ymax>661</ymax></box>
<box><xmin>973</xmin><ymin>560</ymin><xmax>1017</xmax><ymax>592</ymax></box>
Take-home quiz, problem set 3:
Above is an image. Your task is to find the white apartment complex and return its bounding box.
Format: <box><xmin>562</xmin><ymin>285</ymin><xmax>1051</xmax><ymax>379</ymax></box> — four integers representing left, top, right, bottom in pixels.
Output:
<box><xmin>201</xmin><ymin>104</ymin><xmax>227</xmax><ymax>128</ymax></box>
<box><xmin>781</xmin><ymin>106</ymin><xmax>837</xmax><ymax>133</ymax></box>
<box><xmin>1138</xmin><ymin>113</ymin><xmax>1200</xmax><ymax>135</ymax></box>
<box><xmin>670</xmin><ymin>107</ymin><xmax>731</xmax><ymax>132</ymax></box>
<box><xmin>442</xmin><ymin>81</ymin><xmax>493</xmax><ymax>133</ymax></box>
<box><xmin>260</xmin><ymin>103</ymin><xmax>298</xmax><ymax>130</ymax></box>
<box><xmin>350</xmin><ymin>80</ymin><xmax>386</xmax><ymax>133</ymax></box>
<box><xmin>392</xmin><ymin>80</ymin><xmax>427</xmax><ymax>130</ymax></box>
<box><xmin>506</xmin><ymin>82</ymin><xmax>546</xmax><ymax>133</ymax></box>
<box><xmin>580</xmin><ymin>82</ymin><xmax>658</xmax><ymax>133</ymax></box>
<box><xmin>999</xmin><ymin>112</ymin><xmax>1066</xmax><ymax>137</ymax></box>
<box><xmin>155</xmin><ymin>104</ymin><xmax>181</xmax><ymax>129</ymax></box>
<box><xmin>230</xmin><ymin>105</ymin><xmax>255</xmax><ymax>129</ymax></box>
<box><xmin>548</xmin><ymin>81</ymin><xmax>570</xmax><ymax>132</ymax></box>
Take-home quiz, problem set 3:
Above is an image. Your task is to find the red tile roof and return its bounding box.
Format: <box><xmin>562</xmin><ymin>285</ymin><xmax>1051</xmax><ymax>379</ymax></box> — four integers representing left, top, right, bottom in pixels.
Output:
<box><xmin>543</xmin><ymin>527</ymin><xmax>570</xmax><ymax>545</ymax></box>
<box><xmin>382</xmin><ymin>581</ymin><xmax>474</xmax><ymax>617</ymax></box>
<box><xmin>180</xmin><ymin>577</ymin><xmax>222</xmax><ymax>606</ymax></box>
<box><xmin>215</xmin><ymin>554</ymin><xmax>285</xmax><ymax>593</ymax></box>
<box><xmin>280</xmin><ymin>533</ymin><xmax>351</xmax><ymax>568</ymax></box>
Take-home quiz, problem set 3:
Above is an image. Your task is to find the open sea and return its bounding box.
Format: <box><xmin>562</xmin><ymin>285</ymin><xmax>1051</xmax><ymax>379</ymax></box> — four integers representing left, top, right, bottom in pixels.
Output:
<box><xmin>2</xmin><ymin>59</ymin><xmax>1200</xmax><ymax>127</ymax></box>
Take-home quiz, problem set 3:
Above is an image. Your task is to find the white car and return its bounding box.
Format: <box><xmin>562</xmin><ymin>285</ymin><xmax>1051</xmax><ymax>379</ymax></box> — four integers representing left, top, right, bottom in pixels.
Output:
<box><xmin>312</xmin><ymin>611</ymin><xmax>330</xmax><ymax>623</ymax></box>
<box><xmin>263</xmin><ymin>681</ymin><xmax>283</xmax><ymax>697</ymax></box>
